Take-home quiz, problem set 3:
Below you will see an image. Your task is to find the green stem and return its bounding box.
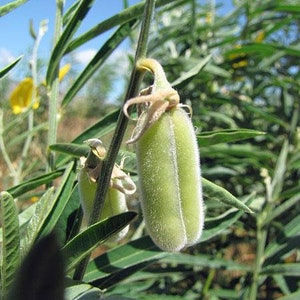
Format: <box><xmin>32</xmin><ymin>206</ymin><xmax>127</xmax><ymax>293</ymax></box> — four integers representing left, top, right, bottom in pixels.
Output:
<box><xmin>16</xmin><ymin>20</ymin><xmax>47</xmax><ymax>184</ymax></box>
<box><xmin>47</xmin><ymin>0</ymin><xmax>64</xmax><ymax>171</ymax></box>
<box><xmin>73</xmin><ymin>0</ymin><xmax>156</xmax><ymax>281</ymax></box>
<box><xmin>249</xmin><ymin>216</ymin><xmax>268</xmax><ymax>300</ymax></box>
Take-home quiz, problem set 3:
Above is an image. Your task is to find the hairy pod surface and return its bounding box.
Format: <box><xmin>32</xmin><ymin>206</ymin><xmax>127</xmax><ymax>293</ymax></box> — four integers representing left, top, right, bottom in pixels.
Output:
<box><xmin>136</xmin><ymin>107</ymin><xmax>204</xmax><ymax>252</ymax></box>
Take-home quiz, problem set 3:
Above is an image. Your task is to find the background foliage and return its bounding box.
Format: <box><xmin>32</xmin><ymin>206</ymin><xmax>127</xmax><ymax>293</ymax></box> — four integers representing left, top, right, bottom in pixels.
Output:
<box><xmin>0</xmin><ymin>0</ymin><xmax>299</xmax><ymax>299</ymax></box>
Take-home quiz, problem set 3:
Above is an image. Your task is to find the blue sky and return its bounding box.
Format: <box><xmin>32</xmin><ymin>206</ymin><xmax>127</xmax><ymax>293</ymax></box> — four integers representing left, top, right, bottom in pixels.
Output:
<box><xmin>0</xmin><ymin>0</ymin><xmax>140</xmax><ymax>70</ymax></box>
<box><xmin>0</xmin><ymin>0</ymin><xmax>233</xmax><ymax>78</ymax></box>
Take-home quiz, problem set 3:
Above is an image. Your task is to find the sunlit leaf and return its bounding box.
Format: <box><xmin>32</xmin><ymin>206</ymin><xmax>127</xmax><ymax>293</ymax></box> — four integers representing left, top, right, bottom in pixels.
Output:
<box><xmin>0</xmin><ymin>56</ymin><xmax>22</xmax><ymax>79</ymax></box>
<box><xmin>260</xmin><ymin>263</ymin><xmax>300</xmax><ymax>276</ymax></box>
<box><xmin>202</xmin><ymin>178</ymin><xmax>254</xmax><ymax>214</ymax></box>
<box><xmin>84</xmin><ymin>235</ymin><xmax>166</xmax><ymax>283</ymax></box>
<box><xmin>7</xmin><ymin>169</ymin><xmax>64</xmax><ymax>198</ymax></box>
<box><xmin>0</xmin><ymin>0</ymin><xmax>28</xmax><ymax>17</ymax></box>
<box><xmin>22</xmin><ymin>188</ymin><xmax>55</xmax><ymax>251</ymax></box>
<box><xmin>198</xmin><ymin>129</ymin><xmax>265</xmax><ymax>147</ymax></box>
<box><xmin>49</xmin><ymin>143</ymin><xmax>89</xmax><ymax>158</ymax></box>
<box><xmin>62</xmin><ymin>21</ymin><xmax>137</xmax><ymax>107</ymax></box>
<box><xmin>37</xmin><ymin>161</ymin><xmax>77</xmax><ymax>240</ymax></box>
<box><xmin>0</xmin><ymin>191</ymin><xmax>20</xmax><ymax>298</ymax></box>
<box><xmin>62</xmin><ymin>212</ymin><xmax>137</xmax><ymax>272</ymax></box>
<box><xmin>46</xmin><ymin>0</ymin><xmax>95</xmax><ymax>84</ymax></box>
<box><xmin>65</xmin><ymin>0</ymin><xmax>176</xmax><ymax>53</ymax></box>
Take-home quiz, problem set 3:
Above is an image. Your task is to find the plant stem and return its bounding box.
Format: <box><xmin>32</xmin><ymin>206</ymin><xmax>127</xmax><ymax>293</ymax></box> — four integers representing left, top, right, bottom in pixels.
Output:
<box><xmin>249</xmin><ymin>215</ymin><xmax>268</xmax><ymax>300</ymax></box>
<box><xmin>47</xmin><ymin>0</ymin><xmax>64</xmax><ymax>171</ymax></box>
<box><xmin>73</xmin><ymin>0</ymin><xmax>156</xmax><ymax>281</ymax></box>
<box><xmin>12</xmin><ymin>20</ymin><xmax>47</xmax><ymax>185</ymax></box>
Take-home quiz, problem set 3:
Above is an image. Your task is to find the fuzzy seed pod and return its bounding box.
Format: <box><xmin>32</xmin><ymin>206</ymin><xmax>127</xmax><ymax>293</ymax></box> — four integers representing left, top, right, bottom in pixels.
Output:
<box><xmin>136</xmin><ymin>107</ymin><xmax>204</xmax><ymax>252</ymax></box>
<box><xmin>123</xmin><ymin>58</ymin><xmax>204</xmax><ymax>252</ymax></box>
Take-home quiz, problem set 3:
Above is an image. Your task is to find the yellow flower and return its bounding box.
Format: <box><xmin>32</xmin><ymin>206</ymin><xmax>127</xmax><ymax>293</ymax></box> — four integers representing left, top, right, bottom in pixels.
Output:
<box><xmin>232</xmin><ymin>60</ymin><xmax>248</xmax><ymax>69</ymax></box>
<box><xmin>205</xmin><ymin>12</ymin><xmax>213</xmax><ymax>24</ymax></box>
<box><xmin>254</xmin><ymin>30</ymin><xmax>265</xmax><ymax>43</ymax></box>
<box><xmin>9</xmin><ymin>77</ymin><xmax>39</xmax><ymax>114</ymax></box>
<box><xmin>58</xmin><ymin>63</ymin><xmax>71</xmax><ymax>81</ymax></box>
<box><xmin>30</xmin><ymin>196</ymin><xmax>39</xmax><ymax>203</ymax></box>
<box><xmin>228</xmin><ymin>45</ymin><xmax>248</xmax><ymax>69</ymax></box>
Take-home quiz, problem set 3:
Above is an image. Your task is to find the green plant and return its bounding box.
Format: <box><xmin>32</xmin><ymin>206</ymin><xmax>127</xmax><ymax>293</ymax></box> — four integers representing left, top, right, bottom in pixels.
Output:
<box><xmin>0</xmin><ymin>0</ymin><xmax>299</xmax><ymax>299</ymax></box>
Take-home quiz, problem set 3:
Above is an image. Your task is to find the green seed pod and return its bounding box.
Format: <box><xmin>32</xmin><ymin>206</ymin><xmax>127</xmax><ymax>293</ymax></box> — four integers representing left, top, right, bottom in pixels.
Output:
<box><xmin>136</xmin><ymin>107</ymin><xmax>204</xmax><ymax>252</ymax></box>
<box><xmin>77</xmin><ymin>139</ymin><xmax>136</xmax><ymax>241</ymax></box>
<box><xmin>78</xmin><ymin>172</ymin><xmax>130</xmax><ymax>241</ymax></box>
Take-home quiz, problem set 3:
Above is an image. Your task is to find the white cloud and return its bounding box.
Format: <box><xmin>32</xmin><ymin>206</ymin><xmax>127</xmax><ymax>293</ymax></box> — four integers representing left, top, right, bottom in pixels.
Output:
<box><xmin>0</xmin><ymin>48</ymin><xmax>16</xmax><ymax>67</ymax></box>
<box><xmin>73</xmin><ymin>48</ymin><xmax>97</xmax><ymax>65</ymax></box>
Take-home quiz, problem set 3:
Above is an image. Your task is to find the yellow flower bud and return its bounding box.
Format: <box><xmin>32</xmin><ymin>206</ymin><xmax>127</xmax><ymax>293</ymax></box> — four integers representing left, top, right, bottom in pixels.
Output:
<box><xmin>9</xmin><ymin>77</ymin><xmax>39</xmax><ymax>114</ymax></box>
<box><xmin>58</xmin><ymin>64</ymin><xmax>71</xmax><ymax>81</ymax></box>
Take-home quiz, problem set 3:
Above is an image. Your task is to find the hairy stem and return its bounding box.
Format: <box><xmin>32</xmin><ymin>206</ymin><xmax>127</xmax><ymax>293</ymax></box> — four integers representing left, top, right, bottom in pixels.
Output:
<box><xmin>47</xmin><ymin>0</ymin><xmax>64</xmax><ymax>171</ymax></box>
<box><xmin>73</xmin><ymin>0</ymin><xmax>156</xmax><ymax>281</ymax></box>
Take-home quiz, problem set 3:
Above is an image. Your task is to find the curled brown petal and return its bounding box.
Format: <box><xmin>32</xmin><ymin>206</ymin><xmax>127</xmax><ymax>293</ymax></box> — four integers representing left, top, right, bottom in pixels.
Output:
<box><xmin>126</xmin><ymin>100</ymin><xmax>169</xmax><ymax>144</ymax></box>
<box><xmin>123</xmin><ymin>93</ymin><xmax>154</xmax><ymax>120</ymax></box>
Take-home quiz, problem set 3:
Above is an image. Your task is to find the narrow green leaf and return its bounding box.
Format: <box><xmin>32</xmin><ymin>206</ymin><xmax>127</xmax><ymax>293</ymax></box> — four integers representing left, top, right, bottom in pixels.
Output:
<box><xmin>260</xmin><ymin>263</ymin><xmax>300</xmax><ymax>276</ymax></box>
<box><xmin>0</xmin><ymin>0</ymin><xmax>28</xmax><ymax>17</ymax></box>
<box><xmin>62</xmin><ymin>21</ymin><xmax>137</xmax><ymax>107</ymax></box>
<box><xmin>273</xmin><ymin>274</ymin><xmax>292</xmax><ymax>295</ymax></box>
<box><xmin>62</xmin><ymin>211</ymin><xmax>137</xmax><ymax>272</ymax></box>
<box><xmin>93</xmin><ymin>260</ymin><xmax>161</xmax><ymax>291</ymax></box>
<box><xmin>209</xmin><ymin>289</ymin><xmax>241</xmax><ymax>299</ymax></box>
<box><xmin>160</xmin><ymin>253</ymin><xmax>251</xmax><ymax>271</ymax></box>
<box><xmin>274</xmin><ymin>5</ymin><xmax>300</xmax><ymax>14</ymax></box>
<box><xmin>201</xmin><ymin>144</ymin><xmax>275</xmax><ymax>161</ymax></box>
<box><xmin>65</xmin><ymin>0</ymin><xmax>175</xmax><ymax>53</ymax></box>
<box><xmin>264</xmin><ymin>191</ymin><xmax>300</xmax><ymax>224</ymax></box>
<box><xmin>225</xmin><ymin>43</ymin><xmax>270</xmax><ymax>56</ymax></box>
<box><xmin>198</xmin><ymin>129</ymin><xmax>265</xmax><ymax>147</ymax></box>
<box><xmin>242</xmin><ymin>102</ymin><xmax>289</xmax><ymax>129</ymax></box>
<box><xmin>22</xmin><ymin>188</ymin><xmax>55</xmax><ymax>252</ymax></box>
<box><xmin>37</xmin><ymin>161</ymin><xmax>77</xmax><ymax>240</ymax></box>
<box><xmin>20</xmin><ymin>162</ymin><xmax>76</xmax><ymax>252</ymax></box>
<box><xmin>0</xmin><ymin>204</ymin><xmax>36</xmax><ymax>244</ymax></box>
<box><xmin>0</xmin><ymin>56</ymin><xmax>22</xmax><ymax>79</ymax></box>
<box><xmin>7</xmin><ymin>169</ymin><xmax>64</xmax><ymax>198</ymax></box>
<box><xmin>46</xmin><ymin>0</ymin><xmax>95</xmax><ymax>84</ymax></box>
<box><xmin>277</xmin><ymin>290</ymin><xmax>300</xmax><ymax>300</ymax></box>
<box><xmin>49</xmin><ymin>143</ymin><xmax>89</xmax><ymax>158</ymax></box>
<box><xmin>65</xmin><ymin>281</ymin><xmax>102</xmax><ymax>300</ymax></box>
<box><xmin>265</xmin><ymin>214</ymin><xmax>300</xmax><ymax>262</ymax></box>
<box><xmin>0</xmin><ymin>191</ymin><xmax>20</xmax><ymax>298</ymax></box>
<box><xmin>171</xmin><ymin>55</ymin><xmax>212</xmax><ymax>87</ymax></box>
<box><xmin>72</xmin><ymin>109</ymin><xmax>119</xmax><ymax>144</ymax></box>
<box><xmin>54</xmin><ymin>109</ymin><xmax>119</xmax><ymax>167</ymax></box>
<box><xmin>270</xmin><ymin>139</ymin><xmax>289</xmax><ymax>201</ymax></box>
<box><xmin>201</xmin><ymin>205</ymin><xmax>251</xmax><ymax>242</ymax></box>
<box><xmin>62</xmin><ymin>0</ymin><xmax>80</xmax><ymax>25</ymax></box>
<box><xmin>54</xmin><ymin>184</ymin><xmax>81</xmax><ymax>246</ymax></box>
<box><xmin>84</xmin><ymin>235</ymin><xmax>166</xmax><ymax>283</ymax></box>
<box><xmin>6</xmin><ymin>122</ymin><xmax>47</xmax><ymax>148</ymax></box>
<box><xmin>204</xmin><ymin>63</ymin><xmax>231</xmax><ymax>77</ymax></box>
<box><xmin>202</xmin><ymin>177</ymin><xmax>254</xmax><ymax>214</ymax></box>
